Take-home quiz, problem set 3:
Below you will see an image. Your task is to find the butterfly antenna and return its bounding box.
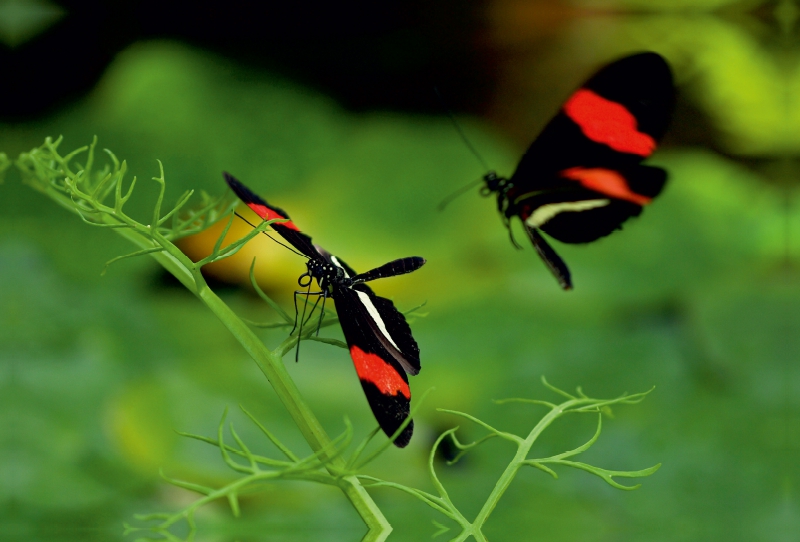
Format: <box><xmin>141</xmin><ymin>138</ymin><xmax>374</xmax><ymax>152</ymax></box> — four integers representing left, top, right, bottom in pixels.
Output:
<box><xmin>436</xmin><ymin>177</ymin><xmax>485</xmax><ymax>211</ymax></box>
<box><xmin>434</xmin><ymin>87</ymin><xmax>491</xmax><ymax>172</ymax></box>
<box><xmin>234</xmin><ymin>212</ymin><xmax>307</xmax><ymax>258</ymax></box>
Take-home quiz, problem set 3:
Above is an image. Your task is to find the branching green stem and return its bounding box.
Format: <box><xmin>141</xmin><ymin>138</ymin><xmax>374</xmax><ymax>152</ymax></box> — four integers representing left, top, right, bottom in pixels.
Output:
<box><xmin>365</xmin><ymin>377</ymin><xmax>658</xmax><ymax>541</ymax></box>
<box><xmin>17</xmin><ymin>137</ymin><xmax>390</xmax><ymax>540</ymax></box>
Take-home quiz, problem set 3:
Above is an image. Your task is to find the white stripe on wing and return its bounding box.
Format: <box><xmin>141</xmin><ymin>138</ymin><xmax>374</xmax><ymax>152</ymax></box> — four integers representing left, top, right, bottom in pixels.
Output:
<box><xmin>525</xmin><ymin>199</ymin><xmax>610</xmax><ymax>227</ymax></box>
<box><xmin>331</xmin><ymin>255</ymin><xmax>401</xmax><ymax>352</ymax></box>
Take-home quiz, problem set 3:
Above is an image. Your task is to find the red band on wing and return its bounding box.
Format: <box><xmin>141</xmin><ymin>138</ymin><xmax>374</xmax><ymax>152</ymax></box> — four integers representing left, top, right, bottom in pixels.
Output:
<box><xmin>350</xmin><ymin>345</ymin><xmax>410</xmax><ymax>399</ymax></box>
<box><xmin>247</xmin><ymin>203</ymin><xmax>300</xmax><ymax>231</ymax></box>
<box><xmin>561</xmin><ymin>167</ymin><xmax>652</xmax><ymax>206</ymax></box>
<box><xmin>563</xmin><ymin>89</ymin><xmax>656</xmax><ymax>156</ymax></box>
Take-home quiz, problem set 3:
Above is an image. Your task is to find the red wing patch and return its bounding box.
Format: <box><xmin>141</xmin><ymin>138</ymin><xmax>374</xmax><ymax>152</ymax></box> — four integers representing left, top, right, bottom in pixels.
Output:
<box><xmin>561</xmin><ymin>167</ymin><xmax>652</xmax><ymax>206</ymax></box>
<box><xmin>246</xmin><ymin>203</ymin><xmax>300</xmax><ymax>231</ymax></box>
<box><xmin>350</xmin><ymin>345</ymin><xmax>411</xmax><ymax>399</ymax></box>
<box><xmin>563</xmin><ymin>89</ymin><xmax>656</xmax><ymax>156</ymax></box>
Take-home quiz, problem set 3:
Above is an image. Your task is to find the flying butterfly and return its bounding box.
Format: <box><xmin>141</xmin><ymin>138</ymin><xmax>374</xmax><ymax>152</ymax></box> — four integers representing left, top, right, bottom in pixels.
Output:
<box><xmin>447</xmin><ymin>52</ymin><xmax>674</xmax><ymax>289</ymax></box>
<box><xmin>224</xmin><ymin>173</ymin><xmax>424</xmax><ymax>447</ymax></box>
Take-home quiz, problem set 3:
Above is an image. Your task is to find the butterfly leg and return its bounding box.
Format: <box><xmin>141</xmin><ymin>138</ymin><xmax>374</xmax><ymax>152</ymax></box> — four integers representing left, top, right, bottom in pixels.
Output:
<box><xmin>302</xmin><ymin>292</ymin><xmax>324</xmax><ymax>327</ymax></box>
<box><xmin>292</xmin><ymin>289</ymin><xmax>327</xmax><ymax>361</ymax></box>
<box><xmin>524</xmin><ymin>226</ymin><xmax>573</xmax><ymax>290</ymax></box>
<box><xmin>503</xmin><ymin>215</ymin><xmax>523</xmax><ymax>250</ymax></box>
<box><xmin>290</xmin><ymin>288</ymin><xmax>304</xmax><ymax>336</ymax></box>
<box><xmin>315</xmin><ymin>291</ymin><xmax>329</xmax><ymax>337</ymax></box>
<box><xmin>294</xmin><ymin>283</ymin><xmax>312</xmax><ymax>361</ymax></box>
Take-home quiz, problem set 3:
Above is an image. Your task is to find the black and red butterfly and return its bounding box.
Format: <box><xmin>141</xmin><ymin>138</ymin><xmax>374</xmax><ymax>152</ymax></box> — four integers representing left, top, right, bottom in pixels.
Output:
<box><xmin>224</xmin><ymin>173</ymin><xmax>424</xmax><ymax>447</ymax></box>
<box><xmin>472</xmin><ymin>52</ymin><xmax>674</xmax><ymax>289</ymax></box>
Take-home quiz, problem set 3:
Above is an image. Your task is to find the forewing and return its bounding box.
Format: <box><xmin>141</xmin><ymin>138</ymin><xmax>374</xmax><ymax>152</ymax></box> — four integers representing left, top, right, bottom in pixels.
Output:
<box><xmin>510</xmin><ymin>52</ymin><xmax>674</xmax><ymax>191</ymax></box>
<box><xmin>332</xmin><ymin>286</ymin><xmax>414</xmax><ymax>447</ymax></box>
<box><xmin>224</xmin><ymin>172</ymin><xmax>318</xmax><ymax>258</ymax></box>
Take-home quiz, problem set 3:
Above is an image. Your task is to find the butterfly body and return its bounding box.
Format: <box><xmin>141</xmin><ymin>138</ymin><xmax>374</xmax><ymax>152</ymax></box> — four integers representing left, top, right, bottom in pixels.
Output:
<box><xmin>477</xmin><ymin>52</ymin><xmax>674</xmax><ymax>289</ymax></box>
<box><xmin>224</xmin><ymin>173</ymin><xmax>423</xmax><ymax>447</ymax></box>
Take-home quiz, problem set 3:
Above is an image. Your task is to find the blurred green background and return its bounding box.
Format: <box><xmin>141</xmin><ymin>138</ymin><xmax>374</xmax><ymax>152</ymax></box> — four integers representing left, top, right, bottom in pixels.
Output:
<box><xmin>2</xmin><ymin>0</ymin><xmax>799</xmax><ymax>540</ymax></box>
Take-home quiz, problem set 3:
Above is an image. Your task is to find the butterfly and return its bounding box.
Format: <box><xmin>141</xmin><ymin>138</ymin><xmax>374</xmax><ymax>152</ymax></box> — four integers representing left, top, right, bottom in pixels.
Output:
<box><xmin>224</xmin><ymin>173</ymin><xmax>424</xmax><ymax>447</ymax></box>
<box><xmin>477</xmin><ymin>52</ymin><xmax>674</xmax><ymax>289</ymax></box>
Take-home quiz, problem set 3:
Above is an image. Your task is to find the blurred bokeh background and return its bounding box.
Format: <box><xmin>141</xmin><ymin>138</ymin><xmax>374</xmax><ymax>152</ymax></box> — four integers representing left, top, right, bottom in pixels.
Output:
<box><xmin>2</xmin><ymin>0</ymin><xmax>799</xmax><ymax>540</ymax></box>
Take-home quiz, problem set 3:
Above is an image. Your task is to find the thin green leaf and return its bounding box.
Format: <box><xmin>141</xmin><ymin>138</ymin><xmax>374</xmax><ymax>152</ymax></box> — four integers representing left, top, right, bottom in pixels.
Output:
<box><xmin>113</xmin><ymin>160</ymin><xmax>127</xmax><ymax>210</ymax></box>
<box><xmin>432</xmin><ymin>519</ymin><xmax>450</xmax><ymax>538</ymax></box>
<box><xmin>83</xmin><ymin>136</ymin><xmax>97</xmax><ymax>188</ymax></box>
<box><xmin>195</xmin><ymin>217</ymin><xmax>273</xmax><ymax>266</ymax></box>
<box><xmin>229</xmin><ymin>422</ymin><xmax>258</xmax><ymax>471</ymax></box>
<box><xmin>540</xmin><ymin>375</ymin><xmax>575</xmax><ymax>400</ymax></box>
<box><xmin>249</xmin><ymin>257</ymin><xmax>292</xmax><ymax>323</ymax></box>
<box><xmin>306</xmin><ymin>336</ymin><xmax>347</xmax><ymax>349</ymax></box>
<box><xmin>523</xmin><ymin>461</ymin><xmax>559</xmax><ymax>479</ymax></box>
<box><xmin>445</xmin><ymin>431</ymin><xmax>498</xmax><ymax>465</ymax></box>
<box><xmin>427</xmin><ymin>428</ymin><xmax>457</xmax><ymax>504</ymax></box>
<box><xmin>96</xmin><ymin>169</ymin><xmax>120</xmax><ymax>204</ymax></box>
<box><xmin>120</xmin><ymin>174</ymin><xmax>137</xmax><ymax>207</ymax></box>
<box><xmin>241</xmin><ymin>318</ymin><xmax>293</xmax><ymax>329</ymax></box>
<box><xmin>548</xmin><ymin>460</ymin><xmax>661</xmax><ymax>490</ymax></box>
<box><xmin>217</xmin><ymin>408</ymin><xmax>253</xmax><ymax>474</ymax></box>
<box><xmin>239</xmin><ymin>404</ymin><xmax>299</xmax><ymax>462</ymax></box>
<box><xmin>150</xmin><ymin>159</ymin><xmax>166</xmax><ymax>227</ymax></box>
<box><xmin>159</xmin><ymin>469</ymin><xmax>213</xmax><ymax>495</ymax></box>
<box><xmin>211</xmin><ymin>210</ymin><xmax>236</xmax><ymax>258</ymax></box>
<box><xmin>570</xmin><ymin>388</ymin><xmax>654</xmax><ymax>413</ymax></box>
<box><xmin>357</xmin><ymin>476</ymin><xmax>455</xmax><ymax>519</ymax></box>
<box><xmin>157</xmin><ymin>189</ymin><xmax>194</xmax><ymax>227</ymax></box>
<box><xmin>533</xmin><ymin>413</ymin><xmax>602</xmax><ymax>462</ymax></box>
<box><xmin>132</xmin><ymin>513</ymin><xmax>172</xmax><ymax>521</ymax></box>
<box><xmin>227</xmin><ymin>492</ymin><xmax>241</xmax><ymax>518</ymax></box>
<box><xmin>436</xmin><ymin>409</ymin><xmax>521</xmax><ymax>444</ymax></box>
<box><xmin>346</xmin><ymin>426</ymin><xmax>381</xmax><ymax>471</ymax></box>
<box><xmin>74</xmin><ymin>207</ymin><xmax>129</xmax><ymax>228</ymax></box>
<box><xmin>494</xmin><ymin>397</ymin><xmax>558</xmax><ymax>409</ymax></box>
<box><xmin>401</xmin><ymin>300</ymin><xmax>428</xmax><ymax>318</ymax></box>
<box><xmin>175</xmin><ymin>430</ymin><xmax>292</xmax><ymax>468</ymax></box>
<box><xmin>101</xmin><ymin>247</ymin><xmax>164</xmax><ymax>275</ymax></box>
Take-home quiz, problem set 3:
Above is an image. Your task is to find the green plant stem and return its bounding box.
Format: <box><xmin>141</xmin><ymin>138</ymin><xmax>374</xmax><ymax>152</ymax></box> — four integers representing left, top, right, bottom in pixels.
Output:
<box><xmin>23</xmin><ymin>153</ymin><xmax>391</xmax><ymax>539</ymax></box>
<box><xmin>464</xmin><ymin>406</ymin><xmax>565</xmax><ymax>540</ymax></box>
<box><xmin>196</xmin><ymin>286</ymin><xmax>391</xmax><ymax>537</ymax></box>
<box><xmin>464</xmin><ymin>399</ymin><xmax>602</xmax><ymax>540</ymax></box>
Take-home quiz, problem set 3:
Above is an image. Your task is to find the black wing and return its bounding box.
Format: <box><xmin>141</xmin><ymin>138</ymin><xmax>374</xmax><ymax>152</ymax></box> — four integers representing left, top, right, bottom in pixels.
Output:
<box><xmin>223</xmin><ymin>172</ymin><xmax>318</xmax><ymax>258</ymax></box>
<box><xmin>510</xmin><ymin>52</ymin><xmax>673</xmax><ymax>188</ymax></box>
<box><xmin>331</xmin><ymin>284</ymin><xmax>415</xmax><ymax>447</ymax></box>
<box><xmin>506</xmin><ymin>53</ymin><xmax>672</xmax><ymax>239</ymax></box>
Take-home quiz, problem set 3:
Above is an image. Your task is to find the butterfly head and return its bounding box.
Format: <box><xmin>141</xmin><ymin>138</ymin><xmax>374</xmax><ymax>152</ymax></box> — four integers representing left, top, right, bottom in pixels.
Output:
<box><xmin>300</xmin><ymin>258</ymin><xmax>351</xmax><ymax>290</ymax></box>
<box><xmin>480</xmin><ymin>171</ymin><xmax>516</xmax><ymax>220</ymax></box>
<box><xmin>480</xmin><ymin>171</ymin><xmax>512</xmax><ymax>197</ymax></box>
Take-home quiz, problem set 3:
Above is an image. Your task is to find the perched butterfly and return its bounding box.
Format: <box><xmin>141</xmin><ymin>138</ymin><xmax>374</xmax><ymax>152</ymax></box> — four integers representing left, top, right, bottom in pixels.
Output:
<box><xmin>471</xmin><ymin>52</ymin><xmax>674</xmax><ymax>289</ymax></box>
<box><xmin>224</xmin><ymin>173</ymin><xmax>424</xmax><ymax>447</ymax></box>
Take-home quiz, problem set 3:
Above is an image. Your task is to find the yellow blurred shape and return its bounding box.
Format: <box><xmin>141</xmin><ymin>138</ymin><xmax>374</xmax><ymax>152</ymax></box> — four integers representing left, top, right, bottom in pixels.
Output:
<box><xmin>178</xmin><ymin>203</ymin><xmax>306</xmax><ymax>302</ymax></box>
